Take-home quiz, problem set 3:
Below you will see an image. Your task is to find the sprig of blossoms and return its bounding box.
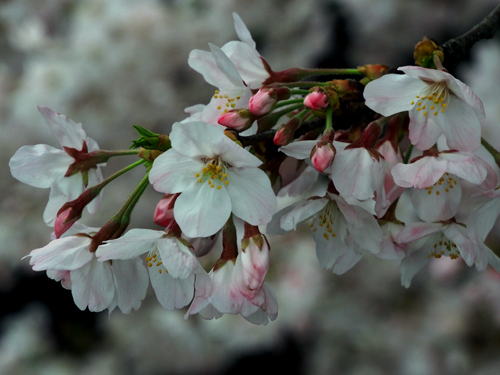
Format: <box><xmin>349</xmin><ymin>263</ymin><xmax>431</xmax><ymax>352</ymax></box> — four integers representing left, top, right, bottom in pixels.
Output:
<box><xmin>10</xmin><ymin>8</ymin><xmax>500</xmax><ymax>326</ymax></box>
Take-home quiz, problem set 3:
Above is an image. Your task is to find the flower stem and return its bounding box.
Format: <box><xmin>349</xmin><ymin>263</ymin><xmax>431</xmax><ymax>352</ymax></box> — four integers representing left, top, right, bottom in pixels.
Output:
<box><xmin>92</xmin><ymin>159</ymin><xmax>146</xmax><ymax>193</ymax></box>
<box><xmin>290</xmin><ymin>89</ymin><xmax>312</xmax><ymax>95</ymax></box>
<box><xmin>277</xmin><ymin>81</ymin><xmax>331</xmax><ymax>88</ymax></box>
<box><xmin>257</xmin><ymin>103</ymin><xmax>305</xmax><ymax>133</ymax></box>
<box><xmin>325</xmin><ymin>106</ymin><xmax>334</xmax><ymax>131</ymax></box>
<box><xmin>274</xmin><ymin>98</ymin><xmax>306</xmax><ymax>109</ymax></box>
<box><xmin>121</xmin><ymin>170</ymin><xmax>151</xmax><ymax>220</ymax></box>
<box><xmin>404</xmin><ymin>144</ymin><xmax>414</xmax><ymax>164</ymax></box>
<box><xmin>481</xmin><ymin>138</ymin><xmax>500</xmax><ymax>169</ymax></box>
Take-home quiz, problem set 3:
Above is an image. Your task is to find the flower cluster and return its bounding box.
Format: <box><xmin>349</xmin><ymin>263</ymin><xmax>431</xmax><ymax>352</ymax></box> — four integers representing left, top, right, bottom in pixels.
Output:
<box><xmin>10</xmin><ymin>12</ymin><xmax>500</xmax><ymax>325</ymax></box>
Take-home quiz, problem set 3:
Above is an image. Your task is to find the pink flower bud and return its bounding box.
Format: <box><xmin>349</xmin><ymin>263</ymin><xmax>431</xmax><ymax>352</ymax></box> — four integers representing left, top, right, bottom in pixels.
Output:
<box><xmin>304</xmin><ymin>89</ymin><xmax>329</xmax><ymax>110</ymax></box>
<box><xmin>248</xmin><ymin>87</ymin><xmax>277</xmax><ymax>116</ymax></box>
<box><xmin>53</xmin><ymin>186</ymin><xmax>102</xmax><ymax>238</ymax></box>
<box><xmin>154</xmin><ymin>193</ymin><xmax>179</xmax><ymax>227</ymax></box>
<box><xmin>273</xmin><ymin>117</ymin><xmax>301</xmax><ymax>146</ymax></box>
<box><xmin>311</xmin><ymin>141</ymin><xmax>336</xmax><ymax>172</ymax></box>
<box><xmin>54</xmin><ymin>207</ymin><xmax>78</xmax><ymax>239</ymax></box>
<box><xmin>218</xmin><ymin>109</ymin><xmax>253</xmax><ymax>131</ymax></box>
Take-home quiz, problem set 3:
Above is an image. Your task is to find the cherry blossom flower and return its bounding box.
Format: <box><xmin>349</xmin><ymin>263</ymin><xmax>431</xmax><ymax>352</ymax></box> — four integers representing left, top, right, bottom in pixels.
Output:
<box><xmin>188</xmin><ymin>13</ymin><xmax>268</xmax><ymax>90</ymax></box>
<box><xmin>330</xmin><ymin>145</ymin><xmax>386</xmax><ymax>201</ymax></box>
<box><xmin>185</xmin><ymin>235</ymin><xmax>278</xmax><ymax>326</ymax></box>
<box><xmin>392</xmin><ymin>150</ymin><xmax>497</xmax><ymax>190</ymax></box>
<box><xmin>394</xmin><ymin>190</ymin><xmax>500</xmax><ymax>287</ymax></box>
<box><xmin>148</xmin><ymin>121</ymin><xmax>277</xmax><ymax>238</ymax></box>
<box><xmin>26</xmin><ymin>223</ymin><xmax>148</xmax><ymax>313</ymax></box>
<box><xmin>186</xmin><ymin>12</ymin><xmax>268</xmax><ymax>127</ymax></box>
<box><xmin>97</xmin><ymin>229</ymin><xmax>211</xmax><ymax>311</ymax></box>
<box><xmin>267</xmin><ymin>193</ymin><xmax>384</xmax><ymax>275</ymax></box>
<box><xmin>186</xmin><ymin>44</ymin><xmax>253</xmax><ymax>126</ymax></box>
<box><xmin>9</xmin><ymin>106</ymin><xmax>104</xmax><ymax>224</ymax></box>
<box><xmin>364</xmin><ymin>66</ymin><xmax>484</xmax><ymax>151</ymax></box>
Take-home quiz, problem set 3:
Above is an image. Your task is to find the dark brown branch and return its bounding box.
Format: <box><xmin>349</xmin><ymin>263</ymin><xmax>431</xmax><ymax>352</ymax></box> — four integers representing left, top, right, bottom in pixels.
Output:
<box><xmin>442</xmin><ymin>4</ymin><xmax>500</xmax><ymax>67</ymax></box>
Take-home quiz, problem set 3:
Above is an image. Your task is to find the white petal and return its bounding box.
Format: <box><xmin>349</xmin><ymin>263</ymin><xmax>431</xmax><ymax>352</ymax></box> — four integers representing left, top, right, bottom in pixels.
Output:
<box><xmin>410</xmin><ymin>181</ymin><xmax>462</xmax><ymax>222</ymax></box>
<box><xmin>364</xmin><ymin>73</ymin><xmax>426</xmax><ymax>116</ymax></box>
<box><xmin>37</xmin><ymin>106</ymin><xmax>87</xmax><ymax>149</ymax></box>
<box><xmin>400</xmin><ymin>248</ymin><xmax>430</xmax><ymax>288</ymax></box>
<box><xmin>157</xmin><ymin>237</ymin><xmax>200</xmax><ymax>280</ymax></box>
<box><xmin>398</xmin><ymin>65</ymin><xmax>449</xmax><ymax>81</ymax></box>
<box><xmin>188</xmin><ymin>49</ymin><xmax>235</xmax><ymax>89</ymax></box>
<box><xmin>47</xmin><ymin>270</ymin><xmax>72</xmax><ymax>289</ymax></box>
<box><xmin>216</xmin><ymin>136</ymin><xmax>262</xmax><ymax>168</ymax></box>
<box><xmin>437</xmin><ymin>96</ymin><xmax>481</xmax><ymax>152</ymax></box>
<box><xmin>444</xmin><ymin>75</ymin><xmax>485</xmax><ymax>118</ymax></box>
<box><xmin>443</xmin><ymin>224</ymin><xmax>476</xmax><ymax>266</ymax></box>
<box><xmin>175</xmin><ymin>183</ymin><xmax>231</xmax><ymax>237</ymax></box>
<box><xmin>29</xmin><ymin>236</ymin><xmax>93</xmax><ymax>271</ymax></box>
<box><xmin>170</xmin><ymin>121</ymin><xmax>224</xmax><ymax>158</ymax></box>
<box><xmin>9</xmin><ymin>145</ymin><xmax>73</xmax><ymax>188</ymax></box>
<box><xmin>150</xmin><ymin>269</ymin><xmax>194</xmax><ymax>310</ymax></box>
<box><xmin>331</xmin><ymin>243</ymin><xmax>363</xmax><ymax>275</ymax></box>
<box><xmin>345</xmin><ymin>205</ymin><xmax>382</xmax><ymax>254</ymax></box>
<box><xmin>232</xmin><ymin>13</ymin><xmax>256</xmax><ymax>49</ymax></box>
<box><xmin>408</xmin><ymin>108</ymin><xmax>444</xmax><ymax>151</ymax></box>
<box><xmin>279</xmin><ymin>141</ymin><xmax>316</xmax><ymax>160</ymax></box>
<box><xmin>71</xmin><ymin>258</ymin><xmax>115</xmax><ymax>312</ymax></box>
<box><xmin>266</xmin><ymin>201</ymin><xmax>302</xmax><ymax>235</ymax></box>
<box><xmin>467</xmin><ymin>197</ymin><xmax>500</xmax><ymax>243</ymax></box>
<box><xmin>209</xmin><ymin>44</ymin><xmax>245</xmax><ymax>89</ymax></box>
<box><xmin>395</xmin><ymin>189</ymin><xmax>421</xmax><ymax>224</ymax></box>
<box><xmin>222</xmin><ymin>42</ymin><xmax>267</xmax><ymax>89</ymax></box>
<box><xmin>331</xmin><ymin>148</ymin><xmax>383</xmax><ymax>201</ymax></box>
<box><xmin>391</xmin><ymin>157</ymin><xmax>448</xmax><ymax>189</ymax></box>
<box><xmin>279</xmin><ymin>165</ymin><xmax>319</xmax><ymax>198</ymax></box>
<box><xmin>97</xmin><ymin>229</ymin><xmax>164</xmax><ymax>260</ymax></box>
<box><xmin>111</xmin><ymin>258</ymin><xmax>149</xmax><ymax>314</ymax></box>
<box><xmin>149</xmin><ymin>149</ymin><xmax>201</xmax><ymax>193</ymax></box>
<box><xmin>226</xmin><ymin>167</ymin><xmax>276</xmax><ymax>225</ymax></box>
<box><xmin>397</xmin><ymin>222</ymin><xmax>444</xmax><ymax>243</ymax></box>
<box><xmin>280</xmin><ymin>198</ymin><xmax>328</xmax><ymax>231</ymax></box>
<box><xmin>440</xmin><ymin>152</ymin><xmax>490</xmax><ymax>185</ymax></box>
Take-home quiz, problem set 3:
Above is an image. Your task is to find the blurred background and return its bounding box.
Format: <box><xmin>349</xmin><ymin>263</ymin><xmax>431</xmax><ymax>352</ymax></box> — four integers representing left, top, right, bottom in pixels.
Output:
<box><xmin>1</xmin><ymin>0</ymin><xmax>500</xmax><ymax>374</ymax></box>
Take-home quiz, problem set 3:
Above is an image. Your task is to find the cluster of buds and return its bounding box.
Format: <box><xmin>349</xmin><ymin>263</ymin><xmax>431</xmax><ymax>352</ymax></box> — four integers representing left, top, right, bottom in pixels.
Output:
<box><xmin>9</xmin><ymin>11</ymin><xmax>500</xmax><ymax>326</ymax></box>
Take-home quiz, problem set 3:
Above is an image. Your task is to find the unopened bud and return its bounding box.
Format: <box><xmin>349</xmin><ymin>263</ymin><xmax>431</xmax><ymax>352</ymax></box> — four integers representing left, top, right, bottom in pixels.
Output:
<box><xmin>304</xmin><ymin>88</ymin><xmax>329</xmax><ymax>110</ymax></box>
<box><xmin>348</xmin><ymin>120</ymin><xmax>383</xmax><ymax>149</ymax></box>
<box><xmin>248</xmin><ymin>87</ymin><xmax>277</xmax><ymax>115</ymax></box>
<box><xmin>218</xmin><ymin>109</ymin><xmax>254</xmax><ymax>132</ymax></box>
<box><xmin>154</xmin><ymin>193</ymin><xmax>179</xmax><ymax>227</ymax></box>
<box><xmin>138</xmin><ymin>148</ymin><xmax>163</xmax><ymax>161</ymax></box>
<box><xmin>89</xmin><ymin>217</ymin><xmax>128</xmax><ymax>253</ymax></box>
<box><xmin>54</xmin><ymin>187</ymin><xmax>101</xmax><ymax>238</ymax></box>
<box><xmin>358</xmin><ymin>64</ymin><xmax>389</xmax><ymax>84</ymax></box>
<box><xmin>311</xmin><ymin>141</ymin><xmax>336</xmax><ymax>173</ymax></box>
<box><xmin>273</xmin><ymin>117</ymin><xmax>301</xmax><ymax>146</ymax></box>
<box><xmin>414</xmin><ymin>37</ymin><xmax>444</xmax><ymax>68</ymax></box>
<box><xmin>54</xmin><ymin>208</ymin><xmax>77</xmax><ymax>239</ymax></box>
